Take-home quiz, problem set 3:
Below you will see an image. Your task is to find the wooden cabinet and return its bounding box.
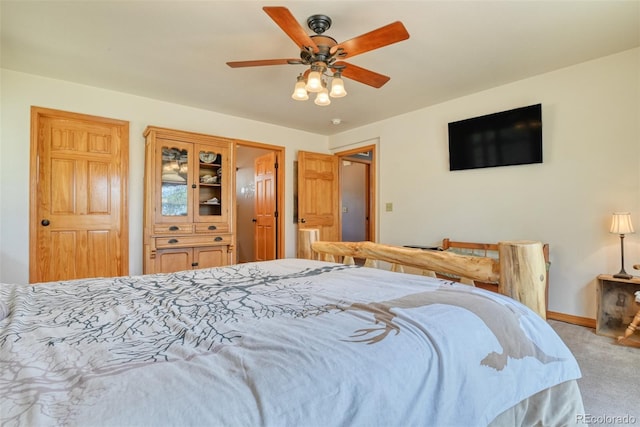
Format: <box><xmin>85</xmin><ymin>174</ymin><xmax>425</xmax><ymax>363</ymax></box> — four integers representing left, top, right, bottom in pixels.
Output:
<box><xmin>143</xmin><ymin>126</ymin><xmax>235</xmax><ymax>274</ymax></box>
<box><xmin>596</xmin><ymin>274</ymin><xmax>640</xmax><ymax>344</ymax></box>
<box><xmin>153</xmin><ymin>246</ymin><xmax>230</xmax><ymax>274</ymax></box>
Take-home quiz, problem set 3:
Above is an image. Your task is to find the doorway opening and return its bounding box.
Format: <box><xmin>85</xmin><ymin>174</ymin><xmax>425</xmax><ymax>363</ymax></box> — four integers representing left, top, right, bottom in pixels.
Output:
<box><xmin>235</xmin><ymin>140</ymin><xmax>285</xmax><ymax>263</ymax></box>
<box><xmin>336</xmin><ymin>144</ymin><xmax>376</xmax><ymax>243</ymax></box>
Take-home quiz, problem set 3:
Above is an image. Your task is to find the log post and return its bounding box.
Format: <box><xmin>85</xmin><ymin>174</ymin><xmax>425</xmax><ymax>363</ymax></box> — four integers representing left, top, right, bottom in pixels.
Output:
<box><xmin>297</xmin><ymin>228</ymin><xmax>320</xmax><ymax>260</ymax></box>
<box><xmin>498</xmin><ymin>241</ymin><xmax>547</xmax><ymax>319</ymax></box>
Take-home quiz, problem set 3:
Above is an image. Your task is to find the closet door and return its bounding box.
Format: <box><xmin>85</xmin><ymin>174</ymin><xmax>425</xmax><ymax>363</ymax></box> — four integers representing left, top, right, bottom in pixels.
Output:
<box><xmin>30</xmin><ymin>107</ymin><xmax>129</xmax><ymax>283</ymax></box>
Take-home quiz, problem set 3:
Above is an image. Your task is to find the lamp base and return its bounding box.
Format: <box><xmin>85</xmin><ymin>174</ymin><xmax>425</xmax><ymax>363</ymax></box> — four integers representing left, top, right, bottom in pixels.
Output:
<box><xmin>613</xmin><ymin>272</ymin><xmax>633</xmax><ymax>280</ymax></box>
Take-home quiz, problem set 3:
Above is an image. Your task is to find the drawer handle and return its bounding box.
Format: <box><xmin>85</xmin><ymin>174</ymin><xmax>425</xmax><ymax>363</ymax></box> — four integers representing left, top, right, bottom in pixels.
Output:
<box><xmin>169</xmin><ymin>226</ymin><xmax>179</xmax><ymax>231</ymax></box>
<box><xmin>191</xmin><ymin>262</ymin><xmax>199</xmax><ymax>267</ymax></box>
<box><xmin>214</xmin><ymin>236</ymin><xmax>223</xmax><ymax>242</ymax></box>
<box><xmin>208</xmin><ymin>225</ymin><xmax>217</xmax><ymax>230</ymax></box>
<box><xmin>168</xmin><ymin>239</ymin><xmax>179</xmax><ymax>244</ymax></box>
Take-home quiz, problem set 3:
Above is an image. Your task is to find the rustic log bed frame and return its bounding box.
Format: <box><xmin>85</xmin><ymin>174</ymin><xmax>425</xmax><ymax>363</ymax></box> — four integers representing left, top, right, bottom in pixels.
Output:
<box><xmin>310</xmin><ymin>240</ymin><xmax>548</xmax><ymax>319</ymax></box>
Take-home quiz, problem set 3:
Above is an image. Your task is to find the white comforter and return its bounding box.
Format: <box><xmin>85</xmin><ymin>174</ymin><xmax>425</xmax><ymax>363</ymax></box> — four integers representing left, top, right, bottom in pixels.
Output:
<box><xmin>0</xmin><ymin>259</ymin><xmax>581</xmax><ymax>426</ymax></box>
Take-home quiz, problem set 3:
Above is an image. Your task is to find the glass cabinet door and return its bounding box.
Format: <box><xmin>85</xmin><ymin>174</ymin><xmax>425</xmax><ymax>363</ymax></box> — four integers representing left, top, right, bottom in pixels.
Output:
<box><xmin>156</xmin><ymin>140</ymin><xmax>193</xmax><ymax>223</ymax></box>
<box><xmin>196</xmin><ymin>144</ymin><xmax>227</xmax><ymax>223</ymax></box>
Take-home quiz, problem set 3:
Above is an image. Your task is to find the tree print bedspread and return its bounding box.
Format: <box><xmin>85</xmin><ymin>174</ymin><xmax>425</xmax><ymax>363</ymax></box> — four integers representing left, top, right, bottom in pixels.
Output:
<box><xmin>0</xmin><ymin>259</ymin><xmax>581</xmax><ymax>426</ymax></box>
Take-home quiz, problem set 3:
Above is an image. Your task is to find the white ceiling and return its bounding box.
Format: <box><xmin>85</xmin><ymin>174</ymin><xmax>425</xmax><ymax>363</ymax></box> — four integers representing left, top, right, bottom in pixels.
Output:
<box><xmin>2</xmin><ymin>1</ymin><xmax>639</xmax><ymax>135</ymax></box>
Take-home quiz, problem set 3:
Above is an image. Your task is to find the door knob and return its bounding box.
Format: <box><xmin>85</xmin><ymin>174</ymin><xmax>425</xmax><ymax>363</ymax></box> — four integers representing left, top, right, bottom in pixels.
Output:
<box><xmin>252</xmin><ymin>218</ymin><xmax>257</xmax><ymax>223</ymax></box>
<box><xmin>300</xmin><ymin>218</ymin><xmax>306</xmax><ymax>223</ymax></box>
<box><xmin>41</xmin><ymin>219</ymin><xmax>50</xmax><ymax>226</ymax></box>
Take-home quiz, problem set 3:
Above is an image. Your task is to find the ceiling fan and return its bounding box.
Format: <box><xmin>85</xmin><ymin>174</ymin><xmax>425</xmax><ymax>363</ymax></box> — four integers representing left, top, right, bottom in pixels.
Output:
<box><xmin>226</xmin><ymin>6</ymin><xmax>410</xmax><ymax>104</ymax></box>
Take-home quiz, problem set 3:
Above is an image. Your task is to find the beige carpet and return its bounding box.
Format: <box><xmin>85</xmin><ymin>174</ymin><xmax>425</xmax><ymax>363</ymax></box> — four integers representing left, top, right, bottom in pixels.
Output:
<box><xmin>550</xmin><ymin>320</ymin><xmax>640</xmax><ymax>426</ymax></box>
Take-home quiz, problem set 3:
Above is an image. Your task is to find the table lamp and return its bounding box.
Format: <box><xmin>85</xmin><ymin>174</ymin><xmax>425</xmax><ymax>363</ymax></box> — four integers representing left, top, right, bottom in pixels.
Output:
<box><xmin>610</xmin><ymin>212</ymin><xmax>635</xmax><ymax>279</ymax></box>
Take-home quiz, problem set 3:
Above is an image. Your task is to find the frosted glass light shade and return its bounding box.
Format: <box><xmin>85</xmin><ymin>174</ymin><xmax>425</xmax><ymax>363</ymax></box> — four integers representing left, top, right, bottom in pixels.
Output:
<box><xmin>291</xmin><ymin>80</ymin><xmax>308</xmax><ymax>101</ymax></box>
<box><xmin>314</xmin><ymin>88</ymin><xmax>331</xmax><ymax>106</ymax></box>
<box><xmin>610</xmin><ymin>212</ymin><xmax>635</xmax><ymax>234</ymax></box>
<box><xmin>329</xmin><ymin>76</ymin><xmax>347</xmax><ymax>98</ymax></box>
<box><xmin>305</xmin><ymin>70</ymin><xmax>323</xmax><ymax>93</ymax></box>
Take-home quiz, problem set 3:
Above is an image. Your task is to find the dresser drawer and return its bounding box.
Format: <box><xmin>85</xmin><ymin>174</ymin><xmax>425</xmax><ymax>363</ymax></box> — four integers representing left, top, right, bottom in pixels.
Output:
<box><xmin>155</xmin><ymin>234</ymin><xmax>232</xmax><ymax>249</ymax></box>
<box><xmin>153</xmin><ymin>224</ymin><xmax>194</xmax><ymax>234</ymax></box>
<box><xmin>195</xmin><ymin>223</ymin><xmax>229</xmax><ymax>233</ymax></box>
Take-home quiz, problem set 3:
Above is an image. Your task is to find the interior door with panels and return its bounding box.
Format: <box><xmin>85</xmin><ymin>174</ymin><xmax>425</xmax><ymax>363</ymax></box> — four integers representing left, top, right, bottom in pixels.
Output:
<box><xmin>30</xmin><ymin>107</ymin><xmax>129</xmax><ymax>283</ymax></box>
<box><xmin>254</xmin><ymin>151</ymin><xmax>277</xmax><ymax>261</ymax></box>
<box><xmin>297</xmin><ymin>150</ymin><xmax>340</xmax><ymax>242</ymax></box>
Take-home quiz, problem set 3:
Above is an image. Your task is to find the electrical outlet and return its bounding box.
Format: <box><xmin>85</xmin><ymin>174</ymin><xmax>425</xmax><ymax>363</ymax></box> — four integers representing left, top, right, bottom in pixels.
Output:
<box><xmin>385</xmin><ymin>202</ymin><xmax>393</xmax><ymax>212</ymax></box>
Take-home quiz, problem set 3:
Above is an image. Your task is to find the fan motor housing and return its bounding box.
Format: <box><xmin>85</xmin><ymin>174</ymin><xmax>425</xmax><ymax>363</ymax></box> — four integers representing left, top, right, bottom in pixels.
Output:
<box><xmin>307</xmin><ymin>14</ymin><xmax>332</xmax><ymax>34</ymax></box>
<box><xmin>301</xmin><ymin>35</ymin><xmax>337</xmax><ymax>64</ymax></box>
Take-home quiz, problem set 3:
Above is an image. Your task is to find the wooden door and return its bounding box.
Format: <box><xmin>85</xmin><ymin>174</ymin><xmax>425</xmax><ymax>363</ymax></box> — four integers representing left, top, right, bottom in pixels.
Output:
<box><xmin>297</xmin><ymin>151</ymin><xmax>340</xmax><ymax>242</ymax></box>
<box><xmin>30</xmin><ymin>107</ymin><xmax>129</xmax><ymax>283</ymax></box>
<box><xmin>254</xmin><ymin>152</ymin><xmax>277</xmax><ymax>261</ymax></box>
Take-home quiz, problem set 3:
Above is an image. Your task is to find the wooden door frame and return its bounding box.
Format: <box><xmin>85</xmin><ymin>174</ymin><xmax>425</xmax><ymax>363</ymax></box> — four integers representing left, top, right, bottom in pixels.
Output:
<box><xmin>29</xmin><ymin>106</ymin><xmax>129</xmax><ymax>282</ymax></box>
<box><xmin>334</xmin><ymin>144</ymin><xmax>377</xmax><ymax>243</ymax></box>
<box><xmin>233</xmin><ymin>139</ymin><xmax>285</xmax><ymax>259</ymax></box>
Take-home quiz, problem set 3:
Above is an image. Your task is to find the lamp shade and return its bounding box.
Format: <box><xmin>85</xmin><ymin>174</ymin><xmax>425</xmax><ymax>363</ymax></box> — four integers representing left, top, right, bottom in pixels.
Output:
<box><xmin>329</xmin><ymin>76</ymin><xmax>347</xmax><ymax>98</ymax></box>
<box><xmin>305</xmin><ymin>70</ymin><xmax>323</xmax><ymax>93</ymax></box>
<box><xmin>610</xmin><ymin>212</ymin><xmax>635</xmax><ymax>234</ymax></box>
<box><xmin>291</xmin><ymin>79</ymin><xmax>308</xmax><ymax>101</ymax></box>
<box><xmin>314</xmin><ymin>87</ymin><xmax>331</xmax><ymax>106</ymax></box>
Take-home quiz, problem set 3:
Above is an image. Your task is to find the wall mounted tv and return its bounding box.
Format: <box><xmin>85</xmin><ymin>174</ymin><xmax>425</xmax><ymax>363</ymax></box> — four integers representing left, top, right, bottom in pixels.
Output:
<box><xmin>448</xmin><ymin>103</ymin><xmax>542</xmax><ymax>171</ymax></box>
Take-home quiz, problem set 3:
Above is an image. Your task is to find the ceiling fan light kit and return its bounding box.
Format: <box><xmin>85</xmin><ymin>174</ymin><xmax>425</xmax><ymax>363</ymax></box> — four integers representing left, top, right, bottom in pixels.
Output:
<box><xmin>227</xmin><ymin>6</ymin><xmax>410</xmax><ymax>108</ymax></box>
<box><xmin>291</xmin><ymin>63</ymin><xmax>347</xmax><ymax>106</ymax></box>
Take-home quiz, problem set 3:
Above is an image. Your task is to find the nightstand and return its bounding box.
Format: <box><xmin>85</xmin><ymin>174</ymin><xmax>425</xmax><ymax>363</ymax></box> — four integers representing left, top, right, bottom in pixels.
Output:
<box><xmin>596</xmin><ymin>274</ymin><xmax>640</xmax><ymax>346</ymax></box>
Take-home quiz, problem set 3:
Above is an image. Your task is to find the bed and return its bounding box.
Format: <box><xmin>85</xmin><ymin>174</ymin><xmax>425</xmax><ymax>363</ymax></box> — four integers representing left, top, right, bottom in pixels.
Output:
<box><xmin>0</xmin><ymin>241</ymin><xmax>583</xmax><ymax>426</ymax></box>
<box><xmin>439</xmin><ymin>238</ymin><xmax>550</xmax><ymax>307</ymax></box>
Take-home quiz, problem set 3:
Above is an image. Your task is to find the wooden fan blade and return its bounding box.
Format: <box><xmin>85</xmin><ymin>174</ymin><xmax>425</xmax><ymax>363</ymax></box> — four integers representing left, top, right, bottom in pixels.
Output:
<box><xmin>263</xmin><ymin>6</ymin><xmax>319</xmax><ymax>53</ymax></box>
<box><xmin>226</xmin><ymin>59</ymin><xmax>301</xmax><ymax>68</ymax></box>
<box><xmin>330</xmin><ymin>21</ymin><xmax>409</xmax><ymax>59</ymax></box>
<box><xmin>334</xmin><ymin>61</ymin><xmax>390</xmax><ymax>88</ymax></box>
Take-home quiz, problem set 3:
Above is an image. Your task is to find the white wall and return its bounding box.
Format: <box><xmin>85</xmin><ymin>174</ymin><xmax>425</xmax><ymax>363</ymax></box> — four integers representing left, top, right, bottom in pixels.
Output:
<box><xmin>0</xmin><ymin>69</ymin><xmax>328</xmax><ymax>283</ymax></box>
<box><xmin>2</xmin><ymin>48</ymin><xmax>638</xmax><ymax>319</ymax></box>
<box><xmin>329</xmin><ymin>48</ymin><xmax>640</xmax><ymax>319</ymax></box>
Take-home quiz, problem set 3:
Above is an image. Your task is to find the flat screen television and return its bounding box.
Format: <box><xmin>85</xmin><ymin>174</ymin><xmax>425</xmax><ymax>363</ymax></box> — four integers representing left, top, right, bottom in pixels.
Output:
<box><xmin>448</xmin><ymin>103</ymin><xmax>542</xmax><ymax>171</ymax></box>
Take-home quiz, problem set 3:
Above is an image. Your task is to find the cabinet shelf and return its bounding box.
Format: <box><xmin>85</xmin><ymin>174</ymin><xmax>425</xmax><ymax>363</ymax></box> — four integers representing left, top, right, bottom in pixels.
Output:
<box><xmin>162</xmin><ymin>181</ymin><xmax>188</xmax><ymax>185</ymax></box>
